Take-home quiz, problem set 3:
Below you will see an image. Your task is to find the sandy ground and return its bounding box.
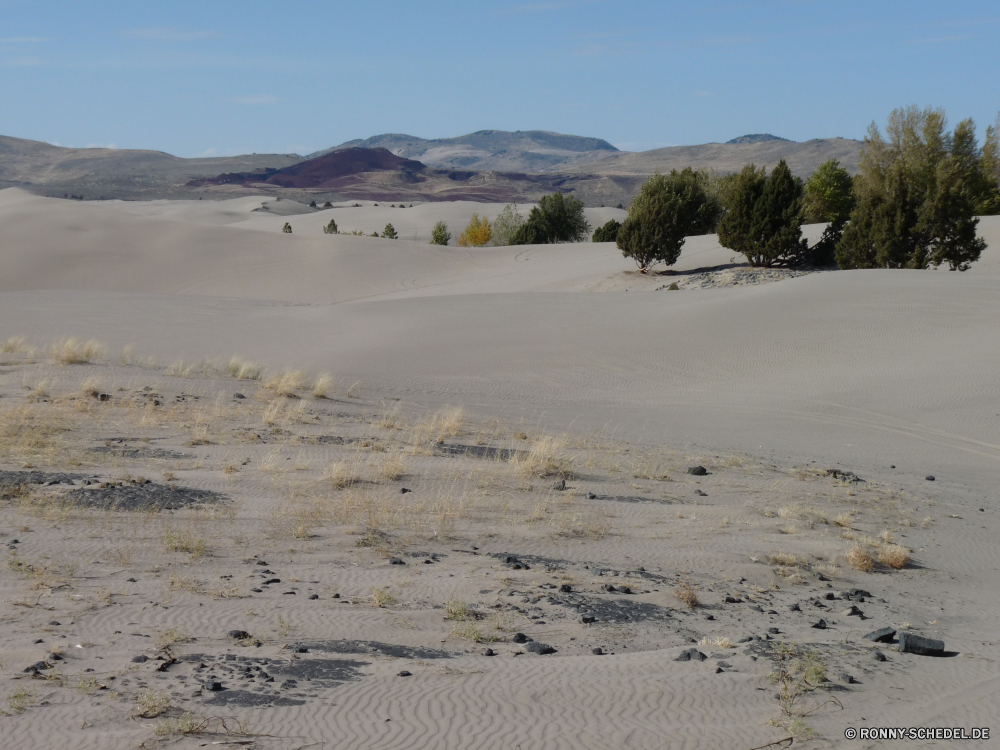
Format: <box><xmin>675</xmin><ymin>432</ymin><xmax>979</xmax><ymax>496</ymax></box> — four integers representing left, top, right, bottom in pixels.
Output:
<box><xmin>1</xmin><ymin>189</ymin><xmax>999</xmax><ymax>749</ymax></box>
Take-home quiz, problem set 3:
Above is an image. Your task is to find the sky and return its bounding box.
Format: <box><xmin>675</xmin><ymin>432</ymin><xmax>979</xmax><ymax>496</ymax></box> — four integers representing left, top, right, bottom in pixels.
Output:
<box><xmin>2</xmin><ymin>0</ymin><xmax>998</xmax><ymax>158</ymax></box>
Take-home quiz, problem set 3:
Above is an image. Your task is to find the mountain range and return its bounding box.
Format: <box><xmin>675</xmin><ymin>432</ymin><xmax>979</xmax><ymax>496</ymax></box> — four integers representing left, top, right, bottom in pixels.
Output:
<box><xmin>0</xmin><ymin>129</ymin><xmax>863</xmax><ymax>205</ymax></box>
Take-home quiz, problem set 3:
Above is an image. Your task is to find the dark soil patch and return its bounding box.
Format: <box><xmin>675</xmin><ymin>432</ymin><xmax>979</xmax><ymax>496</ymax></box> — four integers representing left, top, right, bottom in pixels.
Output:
<box><xmin>203</xmin><ymin>690</ymin><xmax>305</xmax><ymax>708</ymax></box>
<box><xmin>550</xmin><ymin>594</ymin><xmax>675</xmax><ymax>623</ymax></box>
<box><xmin>292</xmin><ymin>640</ymin><xmax>452</xmax><ymax>660</ymax></box>
<box><xmin>592</xmin><ymin>494</ymin><xmax>673</xmax><ymax>505</ymax></box>
<box><xmin>435</xmin><ymin>443</ymin><xmax>527</xmax><ymax>461</ymax></box>
<box><xmin>89</xmin><ymin>446</ymin><xmax>190</xmax><ymax>460</ymax></box>
<box><xmin>0</xmin><ymin>470</ymin><xmax>87</xmax><ymax>490</ymax></box>
<box><xmin>65</xmin><ymin>483</ymin><xmax>224</xmax><ymax>511</ymax></box>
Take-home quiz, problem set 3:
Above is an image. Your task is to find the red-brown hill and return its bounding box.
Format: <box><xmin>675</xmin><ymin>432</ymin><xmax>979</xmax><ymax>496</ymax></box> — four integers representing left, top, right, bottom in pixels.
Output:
<box><xmin>264</xmin><ymin>147</ymin><xmax>426</xmax><ymax>188</ymax></box>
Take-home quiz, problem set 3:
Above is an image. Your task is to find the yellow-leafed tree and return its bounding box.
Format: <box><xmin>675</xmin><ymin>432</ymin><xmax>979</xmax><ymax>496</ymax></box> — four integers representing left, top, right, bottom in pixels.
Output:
<box><xmin>457</xmin><ymin>213</ymin><xmax>492</xmax><ymax>247</ymax></box>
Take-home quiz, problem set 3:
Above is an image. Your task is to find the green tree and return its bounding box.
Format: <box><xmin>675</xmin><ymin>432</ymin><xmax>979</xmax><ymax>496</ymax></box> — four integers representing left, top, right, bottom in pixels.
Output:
<box><xmin>430</xmin><ymin>221</ymin><xmax>451</xmax><ymax>246</ymax></box>
<box><xmin>490</xmin><ymin>204</ymin><xmax>525</xmax><ymax>246</ymax></box>
<box><xmin>323</xmin><ymin>218</ymin><xmax>338</xmax><ymax>235</ymax></box>
<box><xmin>803</xmin><ymin>159</ymin><xmax>856</xmax><ymax>264</ymax></box>
<box><xmin>282</xmin><ymin>222</ymin><xmax>292</xmax><ymax>234</ymax></box>
<box><xmin>511</xmin><ymin>193</ymin><xmax>591</xmax><ymax>244</ymax></box>
<box><xmin>381</xmin><ymin>223</ymin><xmax>398</xmax><ymax>239</ymax></box>
<box><xmin>616</xmin><ymin>169</ymin><xmax>719</xmax><ymax>272</ymax></box>
<box><xmin>717</xmin><ymin>161</ymin><xmax>808</xmax><ymax>267</ymax></box>
<box><xmin>836</xmin><ymin>106</ymin><xmax>988</xmax><ymax>271</ymax></box>
<box><xmin>592</xmin><ymin>219</ymin><xmax>621</xmax><ymax>243</ymax></box>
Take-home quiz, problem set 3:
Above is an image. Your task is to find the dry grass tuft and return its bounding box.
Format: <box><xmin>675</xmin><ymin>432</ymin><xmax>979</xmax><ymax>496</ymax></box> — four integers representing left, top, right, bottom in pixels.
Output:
<box><xmin>227</xmin><ymin>357</ymin><xmax>263</xmax><ymax>381</ymax></box>
<box><xmin>845</xmin><ymin>544</ymin><xmax>875</xmax><ymax>573</ymax></box>
<box><xmin>164</xmin><ymin>527</ymin><xmax>207</xmax><ymax>558</ymax></box>
<box><xmin>136</xmin><ymin>689</ymin><xmax>171</xmax><ymax>718</ymax></box>
<box><xmin>371</xmin><ymin>586</ymin><xmax>396</xmax><ymax>608</ymax></box>
<box><xmin>675</xmin><ymin>581</ymin><xmax>700</xmax><ymax>608</ymax></box>
<box><xmin>516</xmin><ymin>436</ymin><xmax>573</xmax><ymax>478</ymax></box>
<box><xmin>263</xmin><ymin>370</ymin><xmax>307</xmax><ymax>397</ymax></box>
<box><xmin>768</xmin><ymin>551</ymin><xmax>802</xmax><ymax>567</ymax></box>
<box><xmin>833</xmin><ymin>513</ymin><xmax>854</xmax><ymax>528</ymax></box>
<box><xmin>312</xmin><ymin>373</ymin><xmax>334</xmax><ymax>399</ymax></box>
<box><xmin>699</xmin><ymin>635</ymin><xmax>735</xmax><ymax>649</ymax></box>
<box><xmin>2</xmin><ymin>336</ymin><xmax>33</xmax><ymax>354</ymax></box>
<box><xmin>877</xmin><ymin>544</ymin><xmax>910</xmax><ymax>569</ymax></box>
<box><xmin>50</xmin><ymin>338</ymin><xmax>106</xmax><ymax>364</ymax></box>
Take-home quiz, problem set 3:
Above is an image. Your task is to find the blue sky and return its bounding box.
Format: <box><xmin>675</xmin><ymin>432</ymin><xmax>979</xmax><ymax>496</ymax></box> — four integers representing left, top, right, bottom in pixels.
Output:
<box><xmin>2</xmin><ymin>0</ymin><xmax>998</xmax><ymax>157</ymax></box>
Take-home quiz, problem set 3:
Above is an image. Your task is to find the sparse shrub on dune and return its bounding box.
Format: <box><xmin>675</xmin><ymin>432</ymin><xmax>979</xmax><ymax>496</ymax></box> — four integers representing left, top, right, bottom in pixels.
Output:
<box><xmin>381</xmin><ymin>223</ymin><xmax>398</xmax><ymax>239</ymax></box>
<box><xmin>50</xmin><ymin>338</ymin><xmax>106</xmax><ymax>364</ymax></box>
<box><xmin>430</xmin><ymin>221</ymin><xmax>451</xmax><ymax>246</ymax></box>
<box><xmin>282</xmin><ymin>222</ymin><xmax>292</xmax><ymax>234</ymax></box>
<box><xmin>877</xmin><ymin>543</ymin><xmax>911</xmax><ymax>569</ymax></box>
<box><xmin>323</xmin><ymin>218</ymin><xmax>338</xmax><ymax>234</ymax></box>
<box><xmin>845</xmin><ymin>544</ymin><xmax>875</xmax><ymax>572</ymax></box>
<box><xmin>312</xmin><ymin>373</ymin><xmax>333</xmax><ymax>399</ymax></box>
<box><xmin>516</xmin><ymin>436</ymin><xmax>572</xmax><ymax>478</ymax></box>
<box><xmin>591</xmin><ymin>219</ymin><xmax>621</xmax><ymax>243</ymax></box>
<box><xmin>227</xmin><ymin>357</ymin><xmax>263</xmax><ymax>381</ymax></box>
<box><xmin>675</xmin><ymin>581</ymin><xmax>700</xmax><ymax>608</ymax></box>
<box><xmin>2</xmin><ymin>336</ymin><xmax>33</xmax><ymax>354</ymax></box>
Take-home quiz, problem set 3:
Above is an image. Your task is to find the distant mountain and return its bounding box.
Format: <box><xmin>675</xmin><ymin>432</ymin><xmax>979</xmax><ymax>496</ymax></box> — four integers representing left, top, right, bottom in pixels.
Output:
<box><xmin>557</xmin><ymin>138</ymin><xmax>863</xmax><ymax>179</ymax></box>
<box><xmin>308</xmin><ymin>130</ymin><xmax>620</xmax><ymax>173</ymax></box>
<box><xmin>726</xmin><ymin>134</ymin><xmax>792</xmax><ymax>145</ymax></box>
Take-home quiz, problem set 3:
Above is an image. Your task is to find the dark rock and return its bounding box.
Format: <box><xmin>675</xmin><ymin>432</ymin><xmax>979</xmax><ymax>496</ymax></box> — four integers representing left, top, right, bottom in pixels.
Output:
<box><xmin>767</xmin><ymin>628</ymin><xmax>780</xmax><ymax>634</ymax></box>
<box><xmin>725</xmin><ymin>596</ymin><xmax>741</xmax><ymax>604</ymax></box>
<box><xmin>234</xmin><ymin>393</ymin><xmax>245</xmax><ymax>399</ymax></box>
<box><xmin>389</xmin><ymin>558</ymin><xmax>406</xmax><ymax>565</ymax></box>
<box><xmin>293</xmin><ymin>647</ymin><xmax>309</xmax><ymax>654</ymax></box>
<box><xmin>618</xmin><ymin>585</ymin><xmax>632</xmax><ymax>595</ymax></box>
<box><xmin>687</xmin><ymin>466</ymin><xmax>708</xmax><ymax>476</ymax></box>
<box><xmin>675</xmin><ymin>648</ymin><xmax>707</xmax><ymax>662</ymax></box>
<box><xmin>824</xmin><ymin>593</ymin><xmax>836</xmax><ymax>600</ymax></box>
<box><xmin>482</xmin><ymin>648</ymin><xmax>496</xmax><ymax>657</ymax></box>
<box><xmin>397</xmin><ymin>670</ymin><xmax>412</xmax><ymax>677</ymax></box>
<box><xmin>552</xmin><ymin>479</ymin><xmax>566</xmax><ymax>491</ymax></box>
<box><xmin>399</xmin><ymin>488</ymin><xmax>412</xmax><ymax>494</ymax></box>
<box><xmin>715</xmin><ymin>667</ymin><xmax>724</xmax><ymax>673</ymax></box>
<box><xmin>332</xmin><ymin>593</ymin><xmax>340</xmax><ymax>598</ymax></box>
<box><xmin>283</xmin><ymin>591</ymin><xmax>296</xmax><ymax>595</ymax></box>
<box><xmin>525</xmin><ymin>642</ymin><xmax>555</xmax><ymax>655</ymax></box>
<box><xmin>811</xmin><ymin>619</ymin><xmax>828</xmax><ymax>629</ymax></box>
<box><xmin>511</xmin><ymin>633</ymin><xmax>531</xmax><ymax>644</ymax></box>
<box><xmin>602</xmin><ymin>584</ymin><xmax>617</xmax><ymax>593</ymax></box>
<box><xmin>748</xmin><ymin>604</ymin><xmax>764</xmax><ymax>613</ymax></box>
<box><xmin>592</xmin><ymin>647</ymin><xmax>604</xmax><ymax>655</ymax></box>
<box><xmin>559</xmin><ymin>584</ymin><xmax>572</xmax><ymax>593</ymax></box>
<box><xmin>837</xmin><ymin>672</ymin><xmax>857</xmax><ymax>684</ymax></box>
<box><xmin>873</xmin><ymin>650</ymin><xmax>887</xmax><ymax>662</ymax></box>
<box><xmin>864</xmin><ymin>627</ymin><xmax>896</xmax><ymax>643</ymax></box>
<box><xmin>705</xmin><ymin>615</ymin><xmax>715</xmax><ymax>621</ymax></box>
<box><xmin>841</xmin><ymin>605</ymin><xmax>863</xmax><ymax>617</ymax></box>
<box><xmin>308</xmin><ymin>594</ymin><xmax>319</xmax><ymax>600</ymax></box>
<box><xmin>126</xmin><ymin>578</ymin><xmax>137</xmax><ymax>583</ymax></box>
<box><xmin>279</xmin><ymin>679</ymin><xmax>297</xmax><ymax>689</ymax></box>
<box><xmin>25</xmin><ymin>661</ymin><xmax>51</xmax><ymax>673</ymax></box>
<box><xmin>694</xmin><ymin>489</ymin><xmax>708</xmax><ymax>497</ymax></box>
<box><xmin>131</xmin><ymin>655</ymin><xmax>149</xmax><ymax>663</ymax></box>
<box><xmin>899</xmin><ymin>633</ymin><xmax>945</xmax><ymax>656</ymax></box>
<box><xmin>815</xmin><ymin>572</ymin><xmax>829</xmax><ymax>581</ymax></box>
<box><xmin>717</xmin><ymin>661</ymin><xmax>732</xmax><ymax>668</ymax></box>
<box><xmin>251</xmin><ymin>588</ymin><xmax>263</xmax><ymax>593</ymax></box>
<box><xmin>586</xmin><ymin>492</ymin><xmax>597</xmax><ymax>500</ymax></box>
<box><xmin>48</xmin><ymin>621</ymin><xmax>61</xmax><ymax>626</ymax></box>
<box><xmin>227</xmin><ymin>630</ymin><xmax>251</xmax><ymax>640</ymax></box>
<box><xmin>580</xmin><ymin>615</ymin><xmax>596</xmax><ymax>624</ymax></box>
<box><xmin>205</xmin><ymin>681</ymin><xmax>224</xmax><ymax>691</ymax></box>
<box><xmin>925</xmin><ymin>475</ymin><xmax>935</xmax><ymax>481</ymax></box>
<box><xmin>256</xmin><ymin>560</ymin><xmax>268</xmax><ymax>566</ymax></box>
<box><xmin>846</xmin><ymin>588</ymin><xmax>872</xmax><ymax>600</ymax></box>
<box><xmin>788</xmin><ymin>603</ymin><xmax>801</xmax><ymax>612</ymax></box>
<box><xmin>737</xmin><ymin>636</ymin><xmax>753</xmax><ymax>643</ymax></box>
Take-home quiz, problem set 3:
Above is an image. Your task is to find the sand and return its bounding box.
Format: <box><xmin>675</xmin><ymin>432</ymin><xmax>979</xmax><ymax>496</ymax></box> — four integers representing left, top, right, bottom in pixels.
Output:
<box><xmin>1</xmin><ymin>188</ymin><xmax>999</xmax><ymax>749</ymax></box>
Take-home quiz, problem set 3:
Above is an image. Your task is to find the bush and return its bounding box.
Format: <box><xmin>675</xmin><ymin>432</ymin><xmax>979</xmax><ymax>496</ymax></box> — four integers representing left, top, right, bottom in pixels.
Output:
<box><xmin>617</xmin><ymin>169</ymin><xmax>719</xmax><ymax>272</ymax></box>
<box><xmin>510</xmin><ymin>193</ymin><xmax>590</xmax><ymax>245</ymax></box>
<box><xmin>717</xmin><ymin>160</ymin><xmax>808</xmax><ymax>267</ymax></box>
<box><xmin>592</xmin><ymin>219</ymin><xmax>621</xmax><ymax>243</ymax></box>
<box><xmin>430</xmin><ymin>221</ymin><xmax>451</xmax><ymax>245</ymax></box>
<box><xmin>323</xmin><ymin>218</ymin><xmax>338</xmax><ymax>235</ymax></box>
<box><xmin>282</xmin><ymin>222</ymin><xmax>292</xmax><ymax>234</ymax></box>
<box><xmin>458</xmin><ymin>213</ymin><xmax>492</xmax><ymax>247</ymax></box>
<box><xmin>381</xmin><ymin>223</ymin><xmax>398</xmax><ymax>239</ymax></box>
<box><xmin>836</xmin><ymin>106</ymin><xmax>990</xmax><ymax>271</ymax></box>
<box><xmin>323</xmin><ymin>201</ymin><xmax>333</xmax><ymax>208</ymax></box>
<box><xmin>803</xmin><ymin>159</ymin><xmax>855</xmax><ymax>265</ymax></box>
<box><xmin>309</xmin><ymin>200</ymin><xmax>317</xmax><ymax>208</ymax></box>
<box><xmin>490</xmin><ymin>204</ymin><xmax>525</xmax><ymax>246</ymax></box>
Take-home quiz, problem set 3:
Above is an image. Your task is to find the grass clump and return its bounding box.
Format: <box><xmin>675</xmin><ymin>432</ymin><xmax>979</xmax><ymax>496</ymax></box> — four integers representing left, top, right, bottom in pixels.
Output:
<box><xmin>6</xmin><ymin>687</ymin><xmax>36</xmax><ymax>715</ymax></box>
<box><xmin>371</xmin><ymin>586</ymin><xmax>395</xmax><ymax>608</ymax></box>
<box><xmin>877</xmin><ymin>543</ymin><xmax>911</xmax><ymax>569</ymax></box>
<box><xmin>136</xmin><ymin>689</ymin><xmax>171</xmax><ymax>718</ymax></box>
<box><xmin>312</xmin><ymin>373</ymin><xmax>333</xmax><ymax>399</ymax></box>
<box><xmin>675</xmin><ymin>581</ymin><xmax>700</xmax><ymax>609</ymax></box>
<box><xmin>263</xmin><ymin>370</ymin><xmax>307</xmax><ymax>397</ymax></box>
<box><xmin>164</xmin><ymin>527</ymin><xmax>207</xmax><ymax>558</ymax></box>
<box><xmin>845</xmin><ymin>544</ymin><xmax>875</xmax><ymax>573</ymax></box>
<box><xmin>50</xmin><ymin>338</ymin><xmax>106</xmax><ymax>364</ymax></box>
<box><xmin>444</xmin><ymin>600</ymin><xmax>470</xmax><ymax>621</ymax></box>
<box><xmin>227</xmin><ymin>357</ymin><xmax>263</xmax><ymax>381</ymax></box>
<box><xmin>2</xmin><ymin>336</ymin><xmax>33</xmax><ymax>354</ymax></box>
<box><xmin>516</xmin><ymin>436</ymin><xmax>572</xmax><ymax>478</ymax></box>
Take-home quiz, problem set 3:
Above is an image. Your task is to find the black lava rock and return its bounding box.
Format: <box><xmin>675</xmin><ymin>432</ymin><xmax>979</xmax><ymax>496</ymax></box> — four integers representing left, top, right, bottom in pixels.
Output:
<box><xmin>592</xmin><ymin>647</ymin><xmax>604</xmax><ymax>655</ymax></box>
<box><xmin>552</xmin><ymin>479</ymin><xmax>566</xmax><ymax>491</ymax></box>
<box><xmin>131</xmin><ymin>655</ymin><xmax>149</xmax><ymax>663</ymax></box>
<box><xmin>511</xmin><ymin>633</ymin><xmax>530</xmax><ymax>644</ymax></box>
<box><xmin>308</xmin><ymin>594</ymin><xmax>319</xmax><ymax>600</ymax></box>
<box><xmin>227</xmin><ymin>630</ymin><xmax>251</xmax><ymax>640</ymax></box>
<box><xmin>811</xmin><ymin>619</ymin><xmax>828</xmax><ymax>629</ymax></box>
<box><xmin>398</xmin><ymin>670</ymin><xmax>412</xmax><ymax>677</ymax></box>
<box><xmin>873</xmin><ymin>650</ymin><xmax>887</xmax><ymax>662</ymax></box>
<box><xmin>482</xmin><ymin>648</ymin><xmax>496</xmax><ymax>657</ymax></box>
<box><xmin>525</xmin><ymin>642</ymin><xmax>555</xmax><ymax>655</ymax></box>
<box><xmin>559</xmin><ymin>584</ymin><xmax>572</xmax><ymax>593</ymax></box>
<box><xmin>580</xmin><ymin>615</ymin><xmax>596</xmax><ymax>624</ymax></box>
<box><xmin>389</xmin><ymin>558</ymin><xmax>406</xmax><ymax>565</ymax></box>
<box><xmin>863</xmin><ymin>627</ymin><xmax>896</xmax><ymax>643</ymax></box>
<box><xmin>899</xmin><ymin>633</ymin><xmax>945</xmax><ymax>656</ymax></box>
<box><xmin>687</xmin><ymin>466</ymin><xmax>708</xmax><ymax>476</ymax></box>
<box><xmin>205</xmin><ymin>681</ymin><xmax>224</xmax><ymax>691</ymax></box>
<box><xmin>675</xmin><ymin>648</ymin><xmax>707</xmax><ymax>662</ymax></box>
<box><xmin>925</xmin><ymin>475</ymin><xmax>935</xmax><ymax>481</ymax></box>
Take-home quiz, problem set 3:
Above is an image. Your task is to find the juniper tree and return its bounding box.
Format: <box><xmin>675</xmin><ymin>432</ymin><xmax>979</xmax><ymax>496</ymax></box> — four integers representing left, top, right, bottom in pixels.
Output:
<box><xmin>430</xmin><ymin>221</ymin><xmax>451</xmax><ymax>246</ymax></box>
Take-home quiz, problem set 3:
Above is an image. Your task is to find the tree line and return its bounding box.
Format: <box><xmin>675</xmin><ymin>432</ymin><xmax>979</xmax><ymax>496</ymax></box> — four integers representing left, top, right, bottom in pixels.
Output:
<box><xmin>600</xmin><ymin>107</ymin><xmax>999</xmax><ymax>272</ymax></box>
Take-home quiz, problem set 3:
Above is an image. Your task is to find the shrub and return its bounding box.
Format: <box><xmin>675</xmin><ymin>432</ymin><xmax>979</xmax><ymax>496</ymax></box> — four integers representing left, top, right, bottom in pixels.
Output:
<box><xmin>458</xmin><ymin>213</ymin><xmax>492</xmax><ymax>247</ymax></box>
<box><xmin>323</xmin><ymin>218</ymin><xmax>338</xmax><ymax>234</ymax></box>
<box><xmin>323</xmin><ymin>201</ymin><xmax>333</xmax><ymax>208</ymax></box>
<box><xmin>845</xmin><ymin>544</ymin><xmax>875</xmax><ymax>572</ymax></box>
<box><xmin>430</xmin><ymin>221</ymin><xmax>451</xmax><ymax>246</ymax></box>
<box><xmin>490</xmin><ymin>204</ymin><xmax>525</xmax><ymax>246</ymax></box>
<box><xmin>381</xmin><ymin>223</ymin><xmax>398</xmax><ymax>239</ymax></box>
<box><xmin>510</xmin><ymin>193</ymin><xmax>590</xmax><ymax>245</ymax></box>
<box><xmin>837</xmin><ymin>106</ymin><xmax>991</xmax><ymax>271</ymax></box>
<box><xmin>617</xmin><ymin>169</ymin><xmax>719</xmax><ymax>272</ymax></box>
<box><xmin>282</xmin><ymin>222</ymin><xmax>292</xmax><ymax>233</ymax></box>
<box><xmin>592</xmin><ymin>219</ymin><xmax>621</xmax><ymax>243</ymax></box>
<box><xmin>718</xmin><ymin>160</ymin><xmax>809</xmax><ymax>267</ymax></box>
<box><xmin>309</xmin><ymin>200</ymin><xmax>317</xmax><ymax>208</ymax></box>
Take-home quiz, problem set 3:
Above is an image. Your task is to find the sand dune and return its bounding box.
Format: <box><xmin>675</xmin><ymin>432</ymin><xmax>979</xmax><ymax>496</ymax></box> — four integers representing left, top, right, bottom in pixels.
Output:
<box><xmin>2</xmin><ymin>188</ymin><xmax>1000</xmax><ymax>749</ymax></box>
